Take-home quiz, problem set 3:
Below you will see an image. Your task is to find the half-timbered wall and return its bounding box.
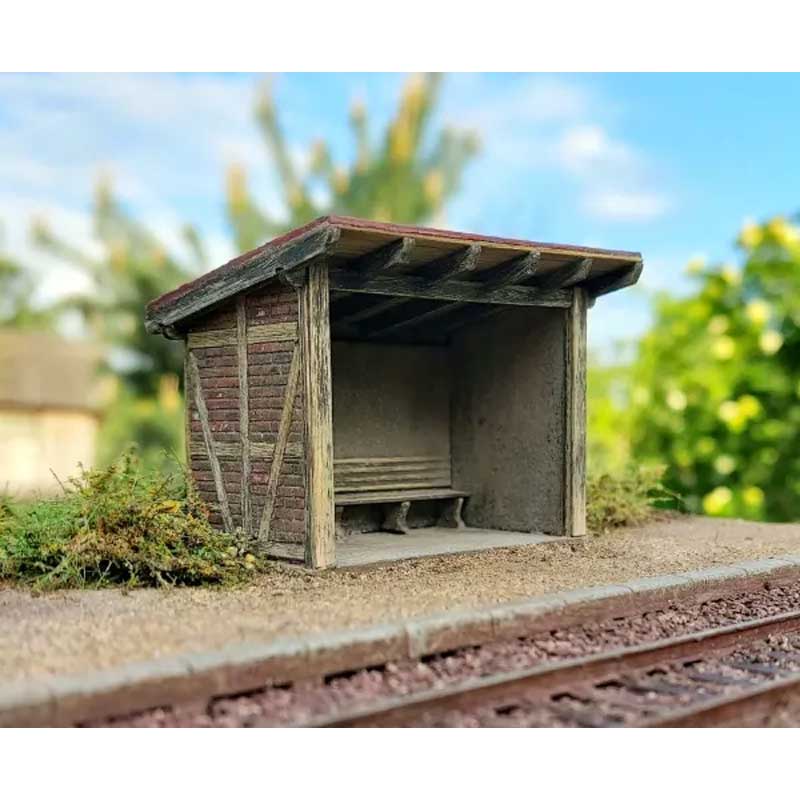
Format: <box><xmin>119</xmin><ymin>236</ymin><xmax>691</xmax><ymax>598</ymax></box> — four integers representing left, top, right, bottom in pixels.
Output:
<box><xmin>185</xmin><ymin>283</ymin><xmax>308</xmax><ymax>545</ymax></box>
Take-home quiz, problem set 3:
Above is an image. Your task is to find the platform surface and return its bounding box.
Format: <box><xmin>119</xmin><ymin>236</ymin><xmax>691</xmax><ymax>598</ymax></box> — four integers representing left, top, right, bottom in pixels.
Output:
<box><xmin>336</xmin><ymin>527</ymin><xmax>553</xmax><ymax>567</ymax></box>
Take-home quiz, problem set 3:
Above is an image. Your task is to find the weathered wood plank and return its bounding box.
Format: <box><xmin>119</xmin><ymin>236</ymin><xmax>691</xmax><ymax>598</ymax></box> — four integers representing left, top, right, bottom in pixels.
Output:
<box><xmin>334</xmin><ymin>456</ymin><xmax>449</xmax><ymax>466</ymax></box>
<box><xmin>336</xmin><ymin>478</ymin><xmax>452</xmax><ymax>493</ymax></box>
<box><xmin>299</xmin><ymin>261</ymin><xmax>336</xmax><ymax>569</ymax></box>
<box><xmin>145</xmin><ymin>224</ymin><xmax>340</xmax><ymax>333</ymax></box>
<box><xmin>536</xmin><ymin>257</ymin><xmax>593</xmax><ymax>290</ymax></box>
<box><xmin>335</xmin><ymin>488</ymin><xmax>468</xmax><ymax>506</ymax></box>
<box><xmin>183</xmin><ymin>345</ymin><xmax>192</xmax><ymax>466</ymax></box>
<box><xmin>190</xmin><ymin>440</ymin><xmax>303</xmax><ymax>460</ymax></box>
<box><xmin>236</xmin><ymin>297</ymin><xmax>252</xmax><ymax>537</ymax></box>
<box><xmin>482</xmin><ymin>251</ymin><xmax>540</xmax><ymax>287</ymax></box>
<box><xmin>257</xmin><ymin>344</ymin><xmax>302</xmax><ymax>543</ymax></box>
<box><xmin>187</xmin><ymin>351</ymin><xmax>234</xmax><ymax>534</ymax></box>
<box><xmin>589</xmin><ymin>260</ymin><xmax>643</xmax><ymax>298</ymax></box>
<box><xmin>365</xmin><ymin>301</ymin><xmax>461</xmax><ymax>338</ymax></box>
<box><xmin>188</xmin><ymin>322</ymin><xmax>297</xmax><ymax>348</ymax></box>
<box><xmin>421</xmin><ymin>244</ymin><xmax>482</xmax><ymax>284</ymax></box>
<box><xmin>187</xmin><ymin>328</ymin><xmax>237</xmax><ymax>348</ymax></box>
<box><xmin>248</xmin><ymin>322</ymin><xmax>298</xmax><ymax>344</ymax></box>
<box><xmin>348</xmin><ymin>236</ymin><xmax>416</xmax><ymax>274</ymax></box>
<box><xmin>563</xmin><ymin>287</ymin><xmax>588</xmax><ymax>537</ymax></box>
<box><xmin>332</xmin><ymin>244</ymin><xmax>481</xmax><ymax>327</ymax></box>
<box><xmin>328</xmin><ymin>269</ymin><xmax>571</xmax><ymax>308</ymax></box>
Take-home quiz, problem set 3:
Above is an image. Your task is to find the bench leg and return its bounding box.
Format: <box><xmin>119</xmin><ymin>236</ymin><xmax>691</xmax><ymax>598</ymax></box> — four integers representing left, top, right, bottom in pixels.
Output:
<box><xmin>438</xmin><ymin>496</ymin><xmax>465</xmax><ymax>529</ymax></box>
<box><xmin>382</xmin><ymin>501</ymin><xmax>411</xmax><ymax>534</ymax></box>
<box><xmin>334</xmin><ymin>506</ymin><xmax>347</xmax><ymax>540</ymax></box>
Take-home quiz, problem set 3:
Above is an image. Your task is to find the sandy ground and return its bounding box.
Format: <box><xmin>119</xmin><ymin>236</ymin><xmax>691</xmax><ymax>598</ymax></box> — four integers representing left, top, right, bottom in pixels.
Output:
<box><xmin>4</xmin><ymin>513</ymin><xmax>800</xmax><ymax>684</ymax></box>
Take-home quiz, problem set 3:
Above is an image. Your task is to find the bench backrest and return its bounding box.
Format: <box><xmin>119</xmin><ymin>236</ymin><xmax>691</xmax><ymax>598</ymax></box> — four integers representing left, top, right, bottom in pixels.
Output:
<box><xmin>333</xmin><ymin>456</ymin><xmax>451</xmax><ymax>494</ymax></box>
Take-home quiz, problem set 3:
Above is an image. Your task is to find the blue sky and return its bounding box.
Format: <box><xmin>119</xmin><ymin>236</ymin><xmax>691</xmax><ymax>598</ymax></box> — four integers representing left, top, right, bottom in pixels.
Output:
<box><xmin>1</xmin><ymin>72</ymin><xmax>798</xmax><ymax>356</ymax></box>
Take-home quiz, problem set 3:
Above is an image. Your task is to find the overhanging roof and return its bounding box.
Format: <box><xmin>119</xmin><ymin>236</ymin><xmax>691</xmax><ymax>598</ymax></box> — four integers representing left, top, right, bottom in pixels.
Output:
<box><xmin>146</xmin><ymin>215</ymin><xmax>642</xmax><ymax>336</ymax></box>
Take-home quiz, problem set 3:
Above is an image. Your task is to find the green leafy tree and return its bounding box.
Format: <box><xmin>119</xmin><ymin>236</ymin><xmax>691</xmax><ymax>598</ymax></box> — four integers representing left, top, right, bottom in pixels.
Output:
<box><xmin>0</xmin><ymin>226</ymin><xmax>51</xmax><ymax>329</ymax></box>
<box><xmin>226</xmin><ymin>73</ymin><xmax>479</xmax><ymax>250</ymax></box>
<box><xmin>30</xmin><ymin>74</ymin><xmax>478</xmax><ymax>464</ymax></box>
<box><xmin>628</xmin><ymin>214</ymin><xmax>800</xmax><ymax>521</ymax></box>
<box><xmin>31</xmin><ymin>182</ymin><xmax>201</xmax><ymax>464</ymax></box>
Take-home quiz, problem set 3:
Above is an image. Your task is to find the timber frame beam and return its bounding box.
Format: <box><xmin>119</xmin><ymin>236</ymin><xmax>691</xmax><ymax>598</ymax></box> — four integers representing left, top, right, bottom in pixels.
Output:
<box><xmin>333</xmin><ymin>244</ymin><xmax>482</xmax><ymax>327</ymax></box>
<box><xmin>327</xmin><ymin>269</ymin><xmax>571</xmax><ymax>308</ymax></box>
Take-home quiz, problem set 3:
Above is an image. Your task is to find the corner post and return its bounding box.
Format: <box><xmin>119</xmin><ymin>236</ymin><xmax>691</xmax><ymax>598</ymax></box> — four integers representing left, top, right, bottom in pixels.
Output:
<box><xmin>299</xmin><ymin>260</ymin><xmax>336</xmax><ymax>568</ymax></box>
<box><xmin>563</xmin><ymin>287</ymin><xmax>588</xmax><ymax>536</ymax></box>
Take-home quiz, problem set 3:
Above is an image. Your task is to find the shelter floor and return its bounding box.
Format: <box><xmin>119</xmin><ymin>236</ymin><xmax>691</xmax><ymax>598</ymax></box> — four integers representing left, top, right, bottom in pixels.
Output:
<box><xmin>336</xmin><ymin>527</ymin><xmax>553</xmax><ymax>567</ymax></box>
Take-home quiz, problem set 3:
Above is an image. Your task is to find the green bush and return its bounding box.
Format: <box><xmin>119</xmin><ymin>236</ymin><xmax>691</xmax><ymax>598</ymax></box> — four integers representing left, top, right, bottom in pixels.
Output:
<box><xmin>586</xmin><ymin>466</ymin><xmax>674</xmax><ymax>533</ymax></box>
<box><xmin>627</xmin><ymin>215</ymin><xmax>800</xmax><ymax>521</ymax></box>
<box><xmin>0</xmin><ymin>452</ymin><xmax>261</xmax><ymax>589</ymax></box>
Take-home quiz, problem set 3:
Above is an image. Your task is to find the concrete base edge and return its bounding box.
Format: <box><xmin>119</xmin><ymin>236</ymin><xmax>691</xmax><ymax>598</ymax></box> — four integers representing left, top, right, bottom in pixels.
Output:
<box><xmin>4</xmin><ymin>553</ymin><xmax>800</xmax><ymax>726</ymax></box>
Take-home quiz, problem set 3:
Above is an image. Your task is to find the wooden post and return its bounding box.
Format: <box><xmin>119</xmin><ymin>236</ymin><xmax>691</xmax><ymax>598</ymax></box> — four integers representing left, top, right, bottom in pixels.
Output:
<box><xmin>236</xmin><ymin>296</ymin><xmax>252</xmax><ymax>537</ymax></box>
<box><xmin>299</xmin><ymin>261</ymin><xmax>336</xmax><ymax>568</ymax></box>
<box><xmin>563</xmin><ymin>287</ymin><xmax>587</xmax><ymax>537</ymax></box>
<box><xmin>183</xmin><ymin>344</ymin><xmax>192</xmax><ymax>467</ymax></box>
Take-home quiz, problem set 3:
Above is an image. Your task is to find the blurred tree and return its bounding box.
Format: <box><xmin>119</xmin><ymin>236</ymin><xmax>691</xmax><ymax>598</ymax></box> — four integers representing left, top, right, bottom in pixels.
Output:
<box><xmin>30</xmin><ymin>73</ymin><xmax>478</xmax><ymax>465</ymax></box>
<box><xmin>0</xmin><ymin>226</ymin><xmax>51</xmax><ymax>329</ymax></box>
<box><xmin>628</xmin><ymin>214</ymin><xmax>800</xmax><ymax>521</ymax></box>
<box><xmin>226</xmin><ymin>73</ymin><xmax>479</xmax><ymax>250</ymax></box>
<box><xmin>587</xmin><ymin>354</ymin><xmax>634</xmax><ymax>474</ymax></box>
<box><xmin>31</xmin><ymin>181</ymin><xmax>202</xmax><ymax>463</ymax></box>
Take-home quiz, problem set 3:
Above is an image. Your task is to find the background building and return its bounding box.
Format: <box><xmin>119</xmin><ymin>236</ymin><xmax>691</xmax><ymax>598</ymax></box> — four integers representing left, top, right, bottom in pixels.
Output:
<box><xmin>0</xmin><ymin>331</ymin><xmax>101</xmax><ymax>495</ymax></box>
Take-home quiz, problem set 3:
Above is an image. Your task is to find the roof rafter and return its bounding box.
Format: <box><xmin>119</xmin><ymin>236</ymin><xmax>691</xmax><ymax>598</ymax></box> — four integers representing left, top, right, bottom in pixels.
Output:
<box><xmin>589</xmin><ymin>260</ymin><xmax>643</xmax><ymax>298</ymax></box>
<box><xmin>333</xmin><ymin>244</ymin><xmax>481</xmax><ymax>327</ymax></box>
<box><xmin>348</xmin><ymin>236</ymin><xmax>416</xmax><ymax>274</ymax></box>
<box><xmin>481</xmin><ymin>250</ymin><xmax>541</xmax><ymax>288</ymax></box>
<box><xmin>536</xmin><ymin>257</ymin><xmax>593</xmax><ymax>290</ymax></box>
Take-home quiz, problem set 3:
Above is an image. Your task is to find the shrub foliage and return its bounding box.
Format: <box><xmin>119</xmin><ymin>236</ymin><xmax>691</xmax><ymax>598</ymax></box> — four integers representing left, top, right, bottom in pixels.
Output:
<box><xmin>628</xmin><ymin>215</ymin><xmax>800</xmax><ymax>521</ymax></box>
<box><xmin>586</xmin><ymin>466</ymin><xmax>673</xmax><ymax>533</ymax></box>
<box><xmin>0</xmin><ymin>452</ymin><xmax>260</xmax><ymax>589</ymax></box>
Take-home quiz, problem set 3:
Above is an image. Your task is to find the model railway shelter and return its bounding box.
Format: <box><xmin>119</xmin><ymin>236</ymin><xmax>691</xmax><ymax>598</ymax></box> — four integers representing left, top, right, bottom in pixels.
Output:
<box><xmin>146</xmin><ymin>216</ymin><xmax>642</xmax><ymax>569</ymax></box>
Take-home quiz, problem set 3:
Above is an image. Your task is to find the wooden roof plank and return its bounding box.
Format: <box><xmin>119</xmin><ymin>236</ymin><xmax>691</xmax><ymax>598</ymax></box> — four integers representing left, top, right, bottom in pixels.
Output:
<box><xmin>480</xmin><ymin>251</ymin><xmax>541</xmax><ymax>288</ymax></box>
<box><xmin>536</xmin><ymin>257</ymin><xmax>593</xmax><ymax>290</ymax></box>
<box><xmin>332</xmin><ymin>244</ymin><xmax>481</xmax><ymax>327</ymax></box>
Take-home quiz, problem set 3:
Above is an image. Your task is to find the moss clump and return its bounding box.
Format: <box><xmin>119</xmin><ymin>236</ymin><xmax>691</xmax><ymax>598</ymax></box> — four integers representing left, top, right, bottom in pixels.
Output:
<box><xmin>0</xmin><ymin>451</ymin><xmax>262</xmax><ymax>589</ymax></box>
<box><xmin>587</xmin><ymin>465</ymin><xmax>676</xmax><ymax>534</ymax></box>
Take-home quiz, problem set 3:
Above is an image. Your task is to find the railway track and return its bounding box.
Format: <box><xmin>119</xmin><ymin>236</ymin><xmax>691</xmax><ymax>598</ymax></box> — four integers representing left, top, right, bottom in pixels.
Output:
<box><xmin>308</xmin><ymin>609</ymin><xmax>800</xmax><ymax>727</ymax></box>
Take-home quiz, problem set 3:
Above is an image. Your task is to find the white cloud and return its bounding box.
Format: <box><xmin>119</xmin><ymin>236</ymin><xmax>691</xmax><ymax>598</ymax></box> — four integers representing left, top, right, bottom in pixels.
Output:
<box><xmin>441</xmin><ymin>75</ymin><xmax>672</xmax><ymax>227</ymax></box>
<box><xmin>556</xmin><ymin>124</ymin><xmax>633</xmax><ymax>175</ymax></box>
<box><xmin>583</xmin><ymin>190</ymin><xmax>671</xmax><ymax>222</ymax></box>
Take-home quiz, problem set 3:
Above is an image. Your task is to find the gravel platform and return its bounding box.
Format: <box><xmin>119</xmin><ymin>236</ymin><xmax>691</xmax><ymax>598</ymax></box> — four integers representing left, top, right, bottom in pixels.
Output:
<box><xmin>5</xmin><ymin>514</ymin><xmax>800</xmax><ymax>684</ymax></box>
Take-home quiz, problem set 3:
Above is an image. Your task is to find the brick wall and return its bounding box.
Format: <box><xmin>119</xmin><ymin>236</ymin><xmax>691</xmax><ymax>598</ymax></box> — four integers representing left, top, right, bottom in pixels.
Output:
<box><xmin>186</xmin><ymin>282</ymin><xmax>307</xmax><ymax>545</ymax></box>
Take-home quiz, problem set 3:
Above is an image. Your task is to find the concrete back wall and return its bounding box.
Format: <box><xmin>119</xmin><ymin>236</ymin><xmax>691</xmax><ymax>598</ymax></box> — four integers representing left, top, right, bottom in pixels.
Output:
<box><xmin>450</xmin><ymin>308</ymin><xmax>566</xmax><ymax>534</ymax></box>
<box><xmin>331</xmin><ymin>341</ymin><xmax>451</xmax><ymax>460</ymax></box>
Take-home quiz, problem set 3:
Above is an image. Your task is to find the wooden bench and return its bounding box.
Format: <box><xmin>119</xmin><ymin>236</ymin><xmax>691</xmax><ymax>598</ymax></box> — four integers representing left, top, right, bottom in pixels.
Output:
<box><xmin>334</xmin><ymin>457</ymin><xmax>467</xmax><ymax>534</ymax></box>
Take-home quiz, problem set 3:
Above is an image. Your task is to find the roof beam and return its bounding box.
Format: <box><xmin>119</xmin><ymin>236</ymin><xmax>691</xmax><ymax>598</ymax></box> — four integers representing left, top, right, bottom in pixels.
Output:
<box><xmin>535</xmin><ymin>257</ymin><xmax>593</xmax><ymax>290</ymax></box>
<box><xmin>327</xmin><ymin>269</ymin><xmax>571</xmax><ymax>309</ymax></box>
<box><xmin>588</xmin><ymin>260</ymin><xmax>643</xmax><ymax>298</ymax></box>
<box><xmin>481</xmin><ymin>251</ymin><xmax>540</xmax><ymax>288</ymax></box>
<box><xmin>421</xmin><ymin>244</ymin><xmax>482</xmax><ymax>284</ymax></box>
<box><xmin>348</xmin><ymin>236</ymin><xmax>416</xmax><ymax>275</ymax></box>
<box><xmin>332</xmin><ymin>244</ymin><xmax>481</xmax><ymax>327</ymax></box>
<box><xmin>365</xmin><ymin>303</ymin><xmax>461</xmax><ymax>339</ymax></box>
